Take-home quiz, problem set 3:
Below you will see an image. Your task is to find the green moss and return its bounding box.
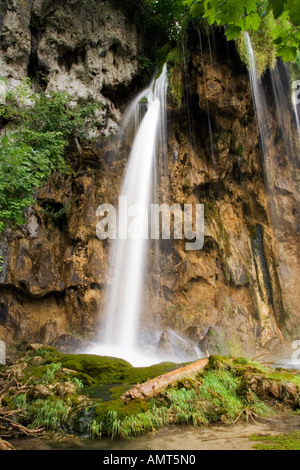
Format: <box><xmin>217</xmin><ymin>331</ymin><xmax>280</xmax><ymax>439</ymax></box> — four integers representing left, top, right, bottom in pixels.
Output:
<box><xmin>81</xmin><ymin>361</ymin><xmax>189</xmax><ymax>401</ymax></box>
<box><xmin>49</xmin><ymin>354</ymin><xmax>132</xmax><ymax>382</ymax></box>
<box><xmin>291</xmin><ymin>52</ymin><xmax>300</xmax><ymax>83</ymax></box>
<box><xmin>205</xmin><ymin>355</ymin><xmax>234</xmax><ymax>372</ymax></box>
<box><xmin>21</xmin><ymin>365</ymin><xmax>49</xmax><ymax>383</ymax></box>
<box><xmin>26</xmin><ymin>346</ymin><xmax>59</xmax><ymax>358</ymax></box>
<box><xmin>138</xmin><ymin>96</ymin><xmax>149</xmax><ymax>104</ymax></box>
<box><xmin>61</xmin><ymin>370</ymin><xmax>94</xmax><ymax>386</ymax></box>
<box><xmin>83</xmin><ymin>383</ymin><xmax>122</xmax><ymax>400</ymax></box>
<box><xmin>236</xmin><ymin>12</ymin><xmax>277</xmax><ymax>76</ymax></box>
<box><xmin>94</xmin><ymin>398</ymin><xmax>150</xmax><ymax>423</ymax></box>
<box><xmin>264</xmin><ymin>370</ymin><xmax>300</xmax><ymax>387</ymax></box>
<box><xmin>250</xmin><ymin>431</ymin><xmax>300</xmax><ymax>450</ymax></box>
<box><xmin>166</xmin><ymin>45</ymin><xmax>184</xmax><ymax>108</ymax></box>
<box><xmin>1</xmin><ymin>395</ymin><xmax>15</xmax><ymax>410</ymax></box>
<box><xmin>157</xmin><ymin>42</ymin><xmax>173</xmax><ymax>77</ymax></box>
<box><xmin>121</xmin><ymin>362</ymin><xmax>187</xmax><ymax>385</ymax></box>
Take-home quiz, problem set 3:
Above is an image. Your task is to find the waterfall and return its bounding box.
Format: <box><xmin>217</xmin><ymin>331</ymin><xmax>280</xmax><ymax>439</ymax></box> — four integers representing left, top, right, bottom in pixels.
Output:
<box><xmin>294</xmin><ymin>100</ymin><xmax>300</xmax><ymax>142</ymax></box>
<box><xmin>244</xmin><ymin>32</ymin><xmax>300</xmax><ymax>339</ymax></box>
<box><xmin>88</xmin><ymin>66</ymin><xmax>172</xmax><ymax>366</ymax></box>
<box><xmin>87</xmin><ymin>64</ymin><xmax>202</xmax><ymax>366</ymax></box>
<box><xmin>270</xmin><ymin>61</ymin><xmax>299</xmax><ymax>171</ymax></box>
<box><xmin>245</xmin><ymin>33</ymin><xmax>300</xmax><ymax>190</ymax></box>
<box><xmin>198</xmin><ymin>31</ymin><xmax>216</xmax><ymax>164</ymax></box>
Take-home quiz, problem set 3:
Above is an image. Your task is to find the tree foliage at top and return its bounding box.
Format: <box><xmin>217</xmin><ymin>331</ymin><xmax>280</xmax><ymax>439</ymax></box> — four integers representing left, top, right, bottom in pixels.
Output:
<box><xmin>139</xmin><ymin>0</ymin><xmax>190</xmax><ymax>39</ymax></box>
<box><xmin>184</xmin><ymin>0</ymin><xmax>300</xmax><ymax>62</ymax></box>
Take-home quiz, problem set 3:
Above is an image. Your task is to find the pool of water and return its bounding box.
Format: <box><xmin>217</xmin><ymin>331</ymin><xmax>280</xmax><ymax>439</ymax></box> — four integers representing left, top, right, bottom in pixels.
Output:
<box><xmin>9</xmin><ymin>414</ymin><xmax>300</xmax><ymax>451</ymax></box>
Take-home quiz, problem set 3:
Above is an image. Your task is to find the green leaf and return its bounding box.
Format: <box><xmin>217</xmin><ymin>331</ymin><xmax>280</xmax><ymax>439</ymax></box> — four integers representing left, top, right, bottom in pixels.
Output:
<box><xmin>244</xmin><ymin>12</ymin><xmax>262</xmax><ymax>31</ymax></box>
<box><xmin>190</xmin><ymin>1</ymin><xmax>204</xmax><ymax>17</ymax></box>
<box><xmin>277</xmin><ymin>45</ymin><xmax>298</xmax><ymax>62</ymax></box>
<box><xmin>269</xmin><ymin>0</ymin><xmax>287</xmax><ymax>19</ymax></box>
<box><xmin>225</xmin><ymin>25</ymin><xmax>242</xmax><ymax>41</ymax></box>
<box><xmin>287</xmin><ymin>0</ymin><xmax>300</xmax><ymax>27</ymax></box>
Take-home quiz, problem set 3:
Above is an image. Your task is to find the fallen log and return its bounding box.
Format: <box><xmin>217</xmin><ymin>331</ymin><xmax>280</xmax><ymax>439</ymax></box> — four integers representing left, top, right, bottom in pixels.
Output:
<box><xmin>122</xmin><ymin>358</ymin><xmax>209</xmax><ymax>403</ymax></box>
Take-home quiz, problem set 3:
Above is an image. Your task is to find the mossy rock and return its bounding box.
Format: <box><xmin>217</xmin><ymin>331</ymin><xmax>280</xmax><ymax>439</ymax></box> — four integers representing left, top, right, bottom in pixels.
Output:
<box><xmin>83</xmin><ymin>382</ymin><xmax>123</xmax><ymax>400</ymax></box>
<box><xmin>49</xmin><ymin>354</ymin><xmax>133</xmax><ymax>383</ymax></box>
<box><xmin>251</xmin><ymin>431</ymin><xmax>300</xmax><ymax>450</ymax></box>
<box><xmin>60</xmin><ymin>370</ymin><xmax>94</xmax><ymax>386</ymax></box>
<box><xmin>94</xmin><ymin>398</ymin><xmax>150</xmax><ymax>423</ymax></box>
<box><xmin>21</xmin><ymin>365</ymin><xmax>50</xmax><ymax>383</ymax></box>
<box><xmin>1</xmin><ymin>395</ymin><xmax>15</xmax><ymax>410</ymax></box>
<box><xmin>26</xmin><ymin>346</ymin><xmax>60</xmax><ymax>358</ymax></box>
<box><xmin>205</xmin><ymin>355</ymin><xmax>234</xmax><ymax>372</ymax></box>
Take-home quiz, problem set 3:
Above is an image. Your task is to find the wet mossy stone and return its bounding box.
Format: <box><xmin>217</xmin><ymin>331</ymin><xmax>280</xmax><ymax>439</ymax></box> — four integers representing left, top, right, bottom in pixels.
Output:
<box><xmin>49</xmin><ymin>354</ymin><xmax>133</xmax><ymax>383</ymax></box>
<box><xmin>60</xmin><ymin>370</ymin><xmax>94</xmax><ymax>386</ymax></box>
<box><xmin>205</xmin><ymin>355</ymin><xmax>234</xmax><ymax>371</ymax></box>
<box><xmin>94</xmin><ymin>398</ymin><xmax>150</xmax><ymax>423</ymax></box>
<box><xmin>81</xmin><ymin>362</ymin><xmax>186</xmax><ymax>401</ymax></box>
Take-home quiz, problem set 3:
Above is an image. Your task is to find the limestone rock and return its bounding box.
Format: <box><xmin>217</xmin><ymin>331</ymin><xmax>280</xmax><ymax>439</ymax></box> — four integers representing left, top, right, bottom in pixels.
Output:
<box><xmin>157</xmin><ymin>330</ymin><xmax>200</xmax><ymax>360</ymax></box>
<box><xmin>30</xmin><ymin>356</ymin><xmax>45</xmax><ymax>366</ymax></box>
<box><xmin>53</xmin><ymin>382</ymin><xmax>76</xmax><ymax>398</ymax></box>
<box><xmin>26</xmin><ymin>343</ymin><xmax>45</xmax><ymax>352</ymax></box>
<box><xmin>52</xmin><ymin>334</ymin><xmax>83</xmax><ymax>353</ymax></box>
<box><xmin>29</xmin><ymin>384</ymin><xmax>54</xmax><ymax>400</ymax></box>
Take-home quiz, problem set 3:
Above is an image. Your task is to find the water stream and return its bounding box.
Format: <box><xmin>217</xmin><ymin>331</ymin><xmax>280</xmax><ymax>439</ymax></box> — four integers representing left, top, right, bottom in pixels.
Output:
<box><xmin>88</xmin><ymin>67</ymin><xmax>168</xmax><ymax>366</ymax></box>
<box><xmin>89</xmin><ymin>66</ymin><xmax>201</xmax><ymax>366</ymax></box>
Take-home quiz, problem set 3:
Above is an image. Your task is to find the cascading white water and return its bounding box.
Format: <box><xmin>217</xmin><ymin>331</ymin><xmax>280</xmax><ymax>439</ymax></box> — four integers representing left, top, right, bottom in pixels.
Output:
<box><xmin>244</xmin><ymin>32</ymin><xmax>300</xmax><ymax>343</ymax></box>
<box><xmin>244</xmin><ymin>32</ymin><xmax>286</xmax><ymax>339</ymax></box>
<box><xmin>270</xmin><ymin>61</ymin><xmax>299</xmax><ymax>170</ymax></box>
<box><xmin>88</xmin><ymin>65</ymin><xmax>202</xmax><ymax>366</ymax></box>
<box><xmin>198</xmin><ymin>31</ymin><xmax>215</xmax><ymax>163</ymax></box>
<box><xmin>103</xmin><ymin>100</ymin><xmax>161</xmax><ymax>351</ymax></box>
<box><xmin>295</xmin><ymin>101</ymin><xmax>300</xmax><ymax>141</ymax></box>
<box><xmin>88</xmin><ymin>65</ymin><xmax>184</xmax><ymax>366</ymax></box>
<box><xmin>244</xmin><ymin>33</ymin><xmax>269</xmax><ymax>165</ymax></box>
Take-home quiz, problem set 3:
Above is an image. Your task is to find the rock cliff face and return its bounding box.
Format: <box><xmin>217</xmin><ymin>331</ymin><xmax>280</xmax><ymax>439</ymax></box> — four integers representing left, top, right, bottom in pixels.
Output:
<box><xmin>0</xmin><ymin>3</ymin><xmax>299</xmax><ymax>357</ymax></box>
<box><xmin>0</xmin><ymin>0</ymin><xmax>143</xmax><ymax>134</ymax></box>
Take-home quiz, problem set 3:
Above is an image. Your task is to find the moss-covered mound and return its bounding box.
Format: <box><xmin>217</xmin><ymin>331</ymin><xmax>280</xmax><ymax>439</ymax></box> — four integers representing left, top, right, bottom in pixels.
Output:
<box><xmin>50</xmin><ymin>354</ymin><xmax>133</xmax><ymax>382</ymax></box>
<box><xmin>251</xmin><ymin>431</ymin><xmax>300</xmax><ymax>451</ymax></box>
<box><xmin>1</xmin><ymin>351</ymin><xmax>300</xmax><ymax>441</ymax></box>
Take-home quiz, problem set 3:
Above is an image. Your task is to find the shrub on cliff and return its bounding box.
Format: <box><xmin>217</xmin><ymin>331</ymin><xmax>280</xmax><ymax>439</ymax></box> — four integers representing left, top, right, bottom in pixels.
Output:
<box><xmin>0</xmin><ymin>79</ymin><xmax>100</xmax><ymax>231</ymax></box>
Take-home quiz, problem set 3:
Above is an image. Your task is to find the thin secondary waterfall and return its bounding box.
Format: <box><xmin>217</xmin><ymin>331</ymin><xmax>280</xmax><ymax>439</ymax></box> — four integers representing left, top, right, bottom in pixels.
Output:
<box><xmin>89</xmin><ymin>66</ymin><xmax>169</xmax><ymax>366</ymax></box>
<box><xmin>295</xmin><ymin>100</ymin><xmax>300</xmax><ymax>142</ymax></box>
<box><xmin>244</xmin><ymin>32</ymin><xmax>300</xmax><ymax>341</ymax></box>
<box><xmin>244</xmin><ymin>32</ymin><xmax>283</xmax><ymax>339</ymax></box>
<box><xmin>245</xmin><ymin>33</ymin><xmax>300</xmax><ymax>189</ymax></box>
<box><xmin>244</xmin><ymin>33</ymin><xmax>270</xmax><ymax>172</ymax></box>
<box><xmin>198</xmin><ymin>31</ymin><xmax>215</xmax><ymax>163</ymax></box>
<box><xmin>270</xmin><ymin>61</ymin><xmax>299</xmax><ymax>172</ymax></box>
